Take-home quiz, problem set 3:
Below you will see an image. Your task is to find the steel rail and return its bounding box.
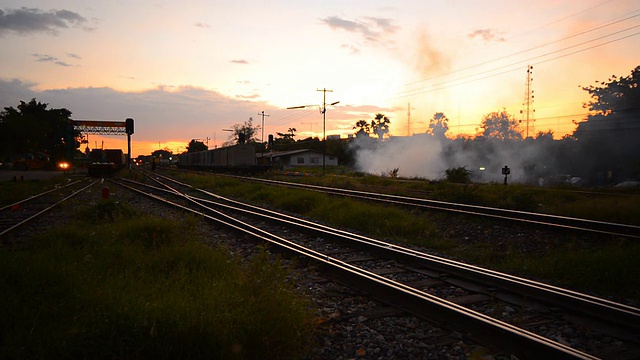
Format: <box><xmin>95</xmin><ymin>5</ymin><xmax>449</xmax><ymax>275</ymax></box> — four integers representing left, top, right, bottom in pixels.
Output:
<box><xmin>131</xmin><ymin>172</ymin><xmax>640</xmax><ymax>333</ymax></box>
<box><xmin>219</xmin><ymin>174</ymin><xmax>640</xmax><ymax>239</ymax></box>
<box><xmin>0</xmin><ymin>179</ymin><xmax>99</xmax><ymax>238</ymax></box>
<box><xmin>112</xmin><ymin>177</ymin><xmax>600</xmax><ymax>359</ymax></box>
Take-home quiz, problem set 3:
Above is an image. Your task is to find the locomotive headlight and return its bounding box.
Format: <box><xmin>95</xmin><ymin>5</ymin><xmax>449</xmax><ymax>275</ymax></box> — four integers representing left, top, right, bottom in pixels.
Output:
<box><xmin>58</xmin><ymin>161</ymin><xmax>70</xmax><ymax>170</ymax></box>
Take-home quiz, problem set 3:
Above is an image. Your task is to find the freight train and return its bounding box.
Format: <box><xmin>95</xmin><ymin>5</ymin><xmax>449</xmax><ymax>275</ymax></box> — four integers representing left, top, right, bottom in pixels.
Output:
<box><xmin>177</xmin><ymin>143</ymin><xmax>270</xmax><ymax>173</ymax></box>
<box><xmin>88</xmin><ymin>149</ymin><xmax>126</xmax><ymax>177</ymax></box>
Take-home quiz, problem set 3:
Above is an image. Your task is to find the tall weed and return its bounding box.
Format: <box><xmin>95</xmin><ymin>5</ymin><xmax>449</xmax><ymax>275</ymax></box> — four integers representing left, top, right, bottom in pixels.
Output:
<box><xmin>0</xmin><ymin>203</ymin><xmax>315</xmax><ymax>359</ymax></box>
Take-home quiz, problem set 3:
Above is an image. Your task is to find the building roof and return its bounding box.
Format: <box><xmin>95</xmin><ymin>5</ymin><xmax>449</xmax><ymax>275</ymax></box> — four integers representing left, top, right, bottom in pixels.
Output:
<box><xmin>256</xmin><ymin>149</ymin><xmax>318</xmax><ymax>158</ymax></box>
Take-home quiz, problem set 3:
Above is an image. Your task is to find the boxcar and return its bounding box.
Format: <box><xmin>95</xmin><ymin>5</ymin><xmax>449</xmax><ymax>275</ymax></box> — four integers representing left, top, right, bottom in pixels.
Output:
<box><xmin>178</xmin><ymin>144</ymin><xmax>269</xmax><ymax>173</ymax></box>
<box><xmin>88</xmin><ymin>149</ymin><xmax>125</xmax><ymax>177</ymax></box>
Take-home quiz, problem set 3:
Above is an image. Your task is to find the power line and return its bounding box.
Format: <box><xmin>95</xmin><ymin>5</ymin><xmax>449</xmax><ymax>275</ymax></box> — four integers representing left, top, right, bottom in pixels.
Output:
<box><xmin>509</xmin><ymin>0</ymin><xmax>618</xmax><ymax>39</ymax></box>
<box><xmin>400</xmin><ymin>7</ymin><xmax>640</xmax><ymax>91</ymax></box>
<box><xmin>301</xmin><ymin>122</ymin><xmax>318</xmax><ymax>134</ymax></box>
<box><xmin>267</xmin><ymin>108</ymin><xmax>316</xmax><ymax>127</ymax></box>
<box><xmin>396</xmin><ymin>29</ymin><xmax>640</xmax><ymax>99</ymax></box>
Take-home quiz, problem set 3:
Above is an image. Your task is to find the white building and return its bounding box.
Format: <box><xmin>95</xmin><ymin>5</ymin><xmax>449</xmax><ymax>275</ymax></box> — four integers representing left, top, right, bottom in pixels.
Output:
<box><xmin>257</xmin><ymin>149</ymin><xmax>338</xmax><ymax>168</ymax></box>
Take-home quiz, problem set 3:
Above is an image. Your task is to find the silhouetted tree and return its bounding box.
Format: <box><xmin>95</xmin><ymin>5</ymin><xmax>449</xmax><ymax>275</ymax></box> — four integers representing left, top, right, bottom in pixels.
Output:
<box><xmin>479</xmin><ymin>109</ymin><xmax>523</xmax><ymax>141</ymax></box>
<box><xmin>371</xmin><ymin>113</ymin><xmax>391</xmax><ymax>140</ymax></box>
<box><xmin>427</xmin><ymin>112</ymin><xmax>450</xmax><ymax>139</ymax></box>
<box><xmin>353</xmin><ymin>114</ymin><xmax>391</xmax><ymax>140</ymax></box>
<box><xmin>275</xmin><ymin>128</ymin><xmax>296</xmax><ymax>144</ymax></box>
<box><xmin>151</xmin><ymin>149</ymin><xmax>172</xmax><ymax>159</ymax></box>
<box><xmin>353</xmin><ymin>119</ymin><xmax>371</xmax><ymax>138</ymax></box>
<box><xmin>580</xmin><ymin>65</ymin><xmax>640</xmax><ymax>117</ymax></box>
<box><xmin>0</xmin><ymin>98</ymin><xmax>80</xmax><ymax>162</ymax></box>
<box><xmin>224</xmin><ymin>117</ymin><xmax>260</xmax><ymax>146</ymax></box>
<box><xmin>573</xmin><ymin>65</ymin><xmax>640</xmax><ymax>182</ymax></box>
<box><xmin>326</xmin><ymin>137</ymin><xmax>353</xmax><ymax>166</ymax></box>
<box><xmin>186</xmin><ymin>139</ymin><xmax>208</xmax><ymax>153</ymax></box>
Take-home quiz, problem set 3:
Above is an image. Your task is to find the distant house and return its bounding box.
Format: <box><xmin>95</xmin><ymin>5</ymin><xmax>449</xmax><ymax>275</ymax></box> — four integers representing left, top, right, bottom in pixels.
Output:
<box><xmin>257</xmin><ymin>149</ymin><xmax>338</xmax><ymax>168</ymax></box>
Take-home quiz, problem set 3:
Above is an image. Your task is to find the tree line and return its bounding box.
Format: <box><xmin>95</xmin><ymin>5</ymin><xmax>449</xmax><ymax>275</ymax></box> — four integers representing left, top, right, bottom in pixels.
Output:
<box><xmin>0</xmin><ymin>99</ymin><xmax>81</xmax><ymax>166</ymax></box>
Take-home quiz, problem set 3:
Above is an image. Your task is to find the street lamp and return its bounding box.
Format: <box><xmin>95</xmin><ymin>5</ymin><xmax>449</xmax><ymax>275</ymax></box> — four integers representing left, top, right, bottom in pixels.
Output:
<box><xmin>287</xmin><ymin>89</ymin><xmax>339</xmax><ymax>174</ymax></box>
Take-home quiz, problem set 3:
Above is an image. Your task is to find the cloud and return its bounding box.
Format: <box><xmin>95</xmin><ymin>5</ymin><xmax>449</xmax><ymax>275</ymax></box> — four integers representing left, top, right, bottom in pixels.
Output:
<box><xmin>235</xmin><ymin>93</ymin><xmax>260</xmax><ymax>99</ymax></box>
<box><xmin>230</xmin><ymin>59</ymin><xmax>249</xmax><ymax>64</ymax></box>
<box><xmin>320</xmin><ymin>15</ymin><xmax>399</xmax><ymax>51</ymax></box>
<box><xmin>364</xmin><ymin>17</ymin><xmax>399</xmax><ymax>34</ymax></box>
<box><xmin>0</xmin><ymin>78</ymin><xmax>38</xmax><ymax>106</ymax></box>
<box><xmin>467</xmin><ymin>28</ymin><xmax>506</xmax><ymax>42</ymax></box>
<box><xmin>0</xmin><ymin>7</ymin><xmax>87</xmax><ymax>36</ymax></box>
<box><xmin>322</xmin><ymin>16</ymin><xmax>366</xmax><ymax>33</ymax></box>
<box><xmin>31</xmin><ymin>53</ymin><xmax>74</xmax><ymax>67</ymax></box>
<box><xmin>0</xmin><ymin>79</ymin><xmax>289</xmax><ymax>147</ymax></box>
<box><xmin>67</xmin><ymin>53</ymin><xmax>81</xmax><ymax>59</ymax></box>
<box><xmin>340</xmin><ymin>44</ymin><xmax>360</xmax><ymax>55</ymax></box>
<box><xmin>342</xmin><ymin>104</ymin><xmax>398</xmax><ymax>115</ymax></box>
<box><xmin>195</xmin><ymin>22</ymin><xmax>210</xmax><ymax>28</ymax></box>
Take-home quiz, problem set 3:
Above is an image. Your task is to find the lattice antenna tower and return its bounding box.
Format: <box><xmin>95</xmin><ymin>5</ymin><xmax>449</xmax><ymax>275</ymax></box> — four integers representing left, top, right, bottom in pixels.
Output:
<box><xmin>407</xmin><ymin>103</ymin><xmax>411</xmax><ymax>136</ymax></box>
<box><xmin>520</xmin><ymin>65</ymin><xmax>535</xmax><ymax>138</ymax></box>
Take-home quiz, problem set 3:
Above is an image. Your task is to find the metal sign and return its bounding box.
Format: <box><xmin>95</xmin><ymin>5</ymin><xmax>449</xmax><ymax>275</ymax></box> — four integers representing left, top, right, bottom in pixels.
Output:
<box><xmin>72</xmin><ymin>120</ymin><xmax>127</xmax><ymax>135</ymax></box>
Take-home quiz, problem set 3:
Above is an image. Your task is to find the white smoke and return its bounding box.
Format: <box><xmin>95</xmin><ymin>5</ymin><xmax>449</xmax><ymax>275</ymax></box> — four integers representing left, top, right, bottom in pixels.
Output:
<box><xmin>351</xmin><ymin>134</ymin><xmax>561</xmax><ymax>184</ymax></box>
<box><xmin>351</xmin><ymin>134</ymin><xmax>446</xmax><ymax>179</ymax></box>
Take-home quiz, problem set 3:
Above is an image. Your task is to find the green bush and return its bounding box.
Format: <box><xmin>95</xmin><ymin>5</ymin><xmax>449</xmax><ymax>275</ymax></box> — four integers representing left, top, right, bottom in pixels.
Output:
<box><xmin>445</xmin><ymin>166</ymin><xmax>471</xmax><ymax>184</ymax></box>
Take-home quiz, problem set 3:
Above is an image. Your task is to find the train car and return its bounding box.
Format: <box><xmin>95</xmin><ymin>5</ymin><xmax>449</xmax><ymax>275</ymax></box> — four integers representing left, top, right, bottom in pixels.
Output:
<box><xmin>11</xmin><ymin>152</ymin><xmax>55</xmax><ymax>170</ymax></box>
<box><xmin>88</xmin><ymin>149</ymin><xmax>126</xmax><ymax>177</ymax></box>
<box><xmin>178</xmin><ymin>143</ymin><xmax>270</xmax><ymax>173</ymax></box>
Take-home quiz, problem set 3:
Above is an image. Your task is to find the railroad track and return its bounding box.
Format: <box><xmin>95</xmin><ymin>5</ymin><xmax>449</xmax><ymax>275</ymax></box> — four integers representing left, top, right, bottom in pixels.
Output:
<box><xmin>113</xmin><ymin>170</ymin><xmax>640</xmax><ymax>359</ymax></box>
<box><xmin>202</xmin><ymin>172</ymin><xmax>640</xmax><ymax>239</ymax></box>
<box><xmin>0</xmin><ymin>178</ymin><xmax>99</xmax><ymax>243</ymax></box>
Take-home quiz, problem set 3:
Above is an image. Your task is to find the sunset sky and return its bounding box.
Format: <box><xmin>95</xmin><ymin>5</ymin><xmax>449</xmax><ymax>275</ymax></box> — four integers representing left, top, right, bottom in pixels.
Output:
<box><xmin>1</xmin><ymin>0</ymin><xmax>639</xmax><ymax>157</ymax></box>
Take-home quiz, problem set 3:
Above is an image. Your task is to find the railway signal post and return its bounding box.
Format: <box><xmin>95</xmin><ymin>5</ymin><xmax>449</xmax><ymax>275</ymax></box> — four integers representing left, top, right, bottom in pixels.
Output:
<box><xmin>502</xmin><ymin>165</ymin><xmax>510</xmax><ymax>185</ymax></box>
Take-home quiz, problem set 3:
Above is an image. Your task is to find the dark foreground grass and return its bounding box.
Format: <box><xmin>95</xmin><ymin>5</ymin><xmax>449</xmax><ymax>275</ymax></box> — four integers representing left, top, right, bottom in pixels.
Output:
<box><xmin>0</xmin><ymin>201</ymin><xmax>315</xmax><ymax>359</ymax></box>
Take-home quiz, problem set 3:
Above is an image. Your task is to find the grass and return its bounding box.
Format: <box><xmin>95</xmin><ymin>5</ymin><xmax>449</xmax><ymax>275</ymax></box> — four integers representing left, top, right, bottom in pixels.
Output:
<box><xmin>0</xmin><ymin>199</ymin><xmax>316</xmax><ymax>359</ymax></box>
<box><xmin>457</xmin><ymin>235</ymin><xmax>640</xmax><ymax>300</ymax></box>
<box><xmin>0</xmin><ymin>176</ymin><xmax>77</xmax><ymax>207</ymax></box>
<box><xmin>266</xmin><ymin>169</ymin><xmax>640</xmax><ymax>225</ymax></box>
<box><xmin>177</xmin><ymin>172</ymin><xmax>440</xmax><ymax>245</ymax></box>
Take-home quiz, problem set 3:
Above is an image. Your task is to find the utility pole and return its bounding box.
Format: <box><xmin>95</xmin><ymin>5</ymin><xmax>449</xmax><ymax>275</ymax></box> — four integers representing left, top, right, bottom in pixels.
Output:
<box><xmin>318</xmin><ymin>88</ymin><xmax>333</xmax><ymax>174</ymax></box>
<box><xmin>258</xmin><ymin>111</ymin><xmax>269</xmax><ymax>143</ymax></box>
<box><xmin>287</xmin><ymin>89</ymin><xmax>339</xmax><ymax>174</ymax></box>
